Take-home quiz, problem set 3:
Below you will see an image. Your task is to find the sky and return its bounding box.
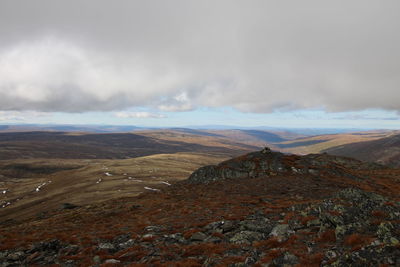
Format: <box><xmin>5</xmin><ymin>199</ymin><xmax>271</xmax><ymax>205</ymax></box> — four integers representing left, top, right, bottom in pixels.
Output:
<box><xmin>0</xmin><ymin>0</ymin><xmax>399</xmax><ymax>129</ymax></box>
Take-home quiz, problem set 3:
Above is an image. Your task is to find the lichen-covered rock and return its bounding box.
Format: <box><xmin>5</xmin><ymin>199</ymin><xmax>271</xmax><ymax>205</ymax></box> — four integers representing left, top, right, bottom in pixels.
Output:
<box><xmin>190</xmin><ymin>231</ymin><xmax>208</xmax><ymax>241</ymax></box>
<box><xmin>240</xmin><ymin>219</ymin><xmax>272</xmax><ymax>234</ymax></box>
<box><xmin>187</xmin><ymin>149</ymin><xmax>375</xmax><ymax>184</ymax></box>
<box><xmin>230</xmin><ymin>231</ymin><xmax>264</xmax><ymax>244</ymax></box>
<box><xmin>270</xmin><ymin>224</ymin><xmax>293</xmax><ymax>240</ymax></box>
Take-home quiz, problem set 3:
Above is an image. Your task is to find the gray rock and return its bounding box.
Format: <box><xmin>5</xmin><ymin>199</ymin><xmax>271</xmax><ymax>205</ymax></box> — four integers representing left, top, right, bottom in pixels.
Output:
<box><xmin>270</xmin><ymin>224</ymin><xmax>292</xmax><ymax>239</ymax></box>
<box><xmin>283</xmin><ymin>252</ymin><xmax>299</xmax><ymax>265</ymax></box>
<box><xmin>206</xmin><ymin>236</ymin><xmax>222</xmax><ymax>243</ymax></box>
<box><xmin>335</xmin><ymin>225</ymin><xmax>347</xmax><ymax>240</ymax></box>
<box><xmin>164</xmin><ymin>233</ymin><xmax>186</xmax><ymax>244</ymax></box>
<box><xmin>7</xmin><ymin>251</ymin><xmax>24</xmax><ymax>261</ymax></box>
<box><xmin>113</xmin><ymin>233</ymin><xmax>131</xmax><ymax>244</ymax></box>
<box><xmin>204</xmin><ymin>221</ymin><xmax>223</xmax><ymax>231</ymax></box>
<box><xmin>221</xmin><ymin>220</ymin><xmax>235</xmax><ymax>232</ymax></box>
<box><xmin>93</xmin><ymin>255</ymin><xmax>101</xmax><ymax>264</ymax></box>
<box><xmin>118</xmin><ymin>239</ymin><xmax>136</xmax><ymax>249</ymax></box>
<box><xmin>0</xmin><ymin>251</ymin><xmax>8</xmax><ymax>259</ymax></box>
<box><xmin>64</xmin><ymin>260</ymin><xmax>76</xmax><ymax>267</ymax></box>
<box><xmin>241</xmin><ymin>219</ymin><xmax>272</xmax><ymax>233</ymax></box>
<box><xmin>190</xmin><ymin>232</ymin><xmax>208</xmax><ymax>241</ymax></box>
<box><xmin>98</xmin><ymin>243</ymin><xmax>115</xmax><ymax>250</ymax></box>
<box><xmin>325</xmin><ymin>250</ymin><xmax>338</xmax><ymax>260</ymax></box>
<box><xmin>30</xmin><ymin>239</ymin><xmax>62</xmax><ymax>253</ymax></box>
<box><xmin>105</xmin><ymin>259</ymin><xmax>120</xmax><ymax>264</ymax></box>
<box><xmin>59</xmin><ymin>244</ymin><xmax>80</xmax><ymax>255</ymax></box>
<box><xmin>245</xmin><ymin>256</ymin><xmax>257</xmax><ymax>265</ymax></box>
<box><xmin>142</xmin><ymin>234</ymin><xmax>154</xmax><ymax>240</ymax></box>
<box><xmin>306</xmin><ymin>218</ymin><xmax>321</xmax><ymax>227</ymax></box>
<box><xmin>230</xmin><ymin>231</ymin><xmax>264</xmax><ymax>244</ymax></box>
<box><xmin>261</xmin><ymin>147</ymin><xmax>272</xmax><ymax>154</ymax></box>
<box><xmin>144</xmin><ymin>225</ymin><xmax>162</xmax><ymax>232</ymax></box>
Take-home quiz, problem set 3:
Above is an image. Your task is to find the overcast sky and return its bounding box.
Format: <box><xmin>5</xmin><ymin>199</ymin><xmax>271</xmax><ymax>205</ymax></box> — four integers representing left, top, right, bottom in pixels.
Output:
<box><xmin>0</xmin><ymin>0</ymin><xmax>399</xmax><ymax>128</ymax></box>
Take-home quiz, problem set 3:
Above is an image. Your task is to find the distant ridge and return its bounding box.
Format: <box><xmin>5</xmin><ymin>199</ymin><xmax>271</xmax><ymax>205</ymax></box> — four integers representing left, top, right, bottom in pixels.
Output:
<box><xmin>324</xmin><ymin>134</ymin><xmax>400</xmax><ymax>167</ymax></box>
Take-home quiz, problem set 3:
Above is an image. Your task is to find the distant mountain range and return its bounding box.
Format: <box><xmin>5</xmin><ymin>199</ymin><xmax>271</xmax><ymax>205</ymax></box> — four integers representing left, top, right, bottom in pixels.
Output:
<box><xmin>0</xmin><ymin>124</ymin><xmax>379</xmax><ymax>135</ymax></box>
<box><xmin>0</xmin><ymin>124</ymin><xmax>143</xmax><ymax>133</ymax></box>
<box><xmin>0</xmin><ymin>125</ymin><xmax>399</xmax><ymax>167</ymax></box>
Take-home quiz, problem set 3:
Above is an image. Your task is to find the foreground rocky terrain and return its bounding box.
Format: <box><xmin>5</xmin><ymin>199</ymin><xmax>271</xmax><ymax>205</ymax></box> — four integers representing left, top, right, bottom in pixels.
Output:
<box><xmin>1</xmin><ymin>149</ymin><xmax>399</xmax><ymax>266</ymax></box>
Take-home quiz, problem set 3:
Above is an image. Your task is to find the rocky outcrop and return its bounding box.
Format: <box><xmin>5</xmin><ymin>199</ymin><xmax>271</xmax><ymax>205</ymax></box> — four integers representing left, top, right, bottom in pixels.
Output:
<box><xmin>1</xmin><ymin>188</ymin><xmax>398</xmax><ymax>266</ymax></box>
<box><xmin>188</xmin><ymin>148</ymin><xmax>383</xmax><ymax>184</ymax></box>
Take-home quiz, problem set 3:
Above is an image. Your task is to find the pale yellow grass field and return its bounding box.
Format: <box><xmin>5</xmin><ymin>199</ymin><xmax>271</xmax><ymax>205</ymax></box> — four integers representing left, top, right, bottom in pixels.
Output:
<box><xmin>0</xmin><ymin>152</ymin><xmax>228</xmax><ymax>221</ymax></box>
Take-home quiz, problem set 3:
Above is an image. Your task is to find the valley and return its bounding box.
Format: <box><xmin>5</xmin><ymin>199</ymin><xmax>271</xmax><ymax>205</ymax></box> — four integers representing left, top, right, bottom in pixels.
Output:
<box><xmin>1</xmin><ymin>129</ymin><xmax>400</xmax><ymax>224</ymax></box>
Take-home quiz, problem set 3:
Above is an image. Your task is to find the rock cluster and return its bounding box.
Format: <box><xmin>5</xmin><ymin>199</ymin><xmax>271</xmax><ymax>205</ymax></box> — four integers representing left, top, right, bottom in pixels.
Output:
<box><xmin>188</xmin><ymin>149</ymin><xmax>382</xmax><ymax>184</ymax></box>
<box><xmin>1</xmin><ymin>188</ymin><xmax>398</xmax><ymax>266</ymax></box>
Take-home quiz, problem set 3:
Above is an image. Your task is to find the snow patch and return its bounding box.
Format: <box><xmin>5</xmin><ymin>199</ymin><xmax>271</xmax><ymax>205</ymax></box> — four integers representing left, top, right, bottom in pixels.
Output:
<box><xmin>160</xmin><ymin>181</ymin><xmax>171</xmax><ymax>186</ymax></box>
<box><xmin>1</xmin><ymin>202</ymin><xmax>11</xmax><ymax>208</ymax></box>
<box><xmin>128</xmin><ymin>177</ymin><xmax>143</xmax><ymax>182</ymax></box>
<box><xmin>105</xmin><ymin>172</ymin><xmax>113</xmax><ymax>176</ymax></box>
<box><xmin>144</xmin><ymin>187</ymin><xmax>160</xmax><ymax>192</ymax></box>
<box><xmin>35</xmin><ymin>182</ymin><xmax>47</xmax><ymax>192</ymax></box>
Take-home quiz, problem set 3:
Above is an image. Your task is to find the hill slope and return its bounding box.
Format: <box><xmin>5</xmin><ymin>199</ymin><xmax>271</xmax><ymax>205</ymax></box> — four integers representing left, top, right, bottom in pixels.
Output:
<box><xmin>1</xmin><ymin>149</ymin><xmax>399</xmax><ymax>266</ymax></box>
<box><xmin>324</xmin><ymin>134</ymin><xmax>400</xmax><ymax>167</ymax></box>
<box><xmin>275</xmin><ymin>131</ymin><xmax>398</xmax><ymax>155</ymax></box>
<box><xmin>0</xmin><ymin>131</ymin><xmax>257</xmax><ymax>160</ymax></box>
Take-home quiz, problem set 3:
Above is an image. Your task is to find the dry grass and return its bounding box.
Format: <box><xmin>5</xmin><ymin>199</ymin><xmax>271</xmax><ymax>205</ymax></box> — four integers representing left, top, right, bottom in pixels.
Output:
<box><xmin>0</xmin><ymin>152</ymin><xmax>229</xmax><ymax>222</ymax></box>
<box><xmin>277</xmin><ymin>131</ymin><xmax>396</xmax><ymax>155</ymax></box>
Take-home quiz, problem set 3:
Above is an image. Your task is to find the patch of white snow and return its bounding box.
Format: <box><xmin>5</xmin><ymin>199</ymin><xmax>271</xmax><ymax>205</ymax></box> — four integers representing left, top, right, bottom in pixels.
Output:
<box><xmin>144</xmin><ymin>187</ymin><xmax>160</xmax><ymax>192</ymax></box>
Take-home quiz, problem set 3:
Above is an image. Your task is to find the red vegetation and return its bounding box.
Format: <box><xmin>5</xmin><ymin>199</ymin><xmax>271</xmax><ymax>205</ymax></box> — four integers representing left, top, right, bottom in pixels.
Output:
<box><xmin>300</xmin><ymin>215</ymin><xmax>318</xmax><ymax>226</ymax></box>
<box><xmin>182</xmin><ymin>229</ymin><xmax>200</xmax><ymax>239</ymax></box>
<box><xmin>296</xmin><ymin>253</ymin><xmax>324</xmax><ymax>267</ymax></box>
<box><xmin>384</xmin><ymin>201</ymin><xmax>396</xmax><ymax>207</ymax></box>
<box><xmin>182</xmin><ymin>243</ymin><xmax>226</xmax><ymax>257</ymax></box>
<box><xmin>254</xmin><ymin>237</ymin><xmax>282</xmax><ymax>249</ymax></box>
<box><xmin>315</xmin><ymin>229</ymin><xmax>336</xmax><ymax>243</ymax></box>
<box><xmin>327</xmin><ymin>210</ymin><xmax>342</xmax><ymax>216</ymax></box>
<box><xmin>214</xmin><ymin>256</ymin><xmax>246</xmax><ymax>266</ymax></box>
<box><xmin>371</xmin><ymin>210</ymin><xmax>387</xmax><ymax>218</ymax></box>
<box><xmin>282</xmin><ymin>211</ymin><xmax>296</xmax><ymax>223</ymax></box>
<box><xmin>344</xmin><ymin>233</ymin><xmax>374</xmax><ymax>249</ymax></box>
<box><xmin>0</xmin><ymin>153</ymin><xmax>399</xmax><ymax>265</ymax></box>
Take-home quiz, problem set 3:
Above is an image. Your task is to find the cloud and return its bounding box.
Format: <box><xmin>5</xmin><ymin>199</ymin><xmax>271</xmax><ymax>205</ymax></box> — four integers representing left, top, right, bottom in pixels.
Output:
<box><xmin>0</xmin><ymin>111</ymin><xmax>50</xmax><ymax>121</ymax></box>
<box><xmin>0</xmin><ymin>38</ymin><xmax>187</xmax><ymax>112</ymax></box>
<box><xmin>333</xmin><ymin>114</ymin><xmax>400</xmax><ymax>121</ymax></box>
<box><xmin>114</xmin><ymin>111</ymin><xmax>166</xmax><ymax>119</ymax></box>
<box><xmin>157</xmin><ymin>92</ymin><xmax>193</xmax><ymax>112</ymax></box>
<box><xmin>0</xmin><ymin>1</ymin><xmax>400</xmax><ymax>114</ymax></box>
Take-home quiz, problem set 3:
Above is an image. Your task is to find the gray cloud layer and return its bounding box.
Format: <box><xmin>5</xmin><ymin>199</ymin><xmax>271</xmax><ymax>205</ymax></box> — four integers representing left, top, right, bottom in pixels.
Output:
<box><xmin>0</xmin><ymin>0</ymin><xmax>399</xmax><ymax>113</ymax></box>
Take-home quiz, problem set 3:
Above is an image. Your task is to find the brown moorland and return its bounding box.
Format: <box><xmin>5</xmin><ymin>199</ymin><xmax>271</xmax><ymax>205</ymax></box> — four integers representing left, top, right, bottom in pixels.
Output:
<box><xmin>0</xmin><ymin>149</ymin><xmax>399</xmax><ymax>266</ymax></box>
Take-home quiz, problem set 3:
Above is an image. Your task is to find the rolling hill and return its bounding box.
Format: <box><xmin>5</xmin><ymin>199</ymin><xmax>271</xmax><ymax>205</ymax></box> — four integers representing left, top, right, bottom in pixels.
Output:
<box><xmin>324</xmin><ymin>134</ymin><xmax>400</xmax><ymax>167</ymax></box>
<box><xmin>0</xmin><ymin>131</ymin><xmax>257</xmax><ymax>160</ymax></box>
<box><xmin>274</xmin><ymin>130</ymin><xmax>399</xmax><ymax>155</ymax></box>
<box><xmin>0</xmin><ymin>130</ymin><xmax>259</xmax><ymax>222</ymax></box>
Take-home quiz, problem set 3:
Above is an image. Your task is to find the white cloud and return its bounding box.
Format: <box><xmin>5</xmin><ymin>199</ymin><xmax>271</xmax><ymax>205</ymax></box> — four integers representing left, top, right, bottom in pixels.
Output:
<box><xmin>0</xmin><ymin>111</ymin><xmax>50</xmax><ymax>121</ymax></box>
<box><xmin>114</xmin><ymin>111</ymin><xmax>166</xmax><ymax>119</ymax></box>
<box><xmin>0</xmin><ymin>1</ymin><xmax>400</xmax><ymax>114</ymax></box>
<box><xmin>0</xmin><ymin>38</ymin><xmax>187</xmax><ymax>112</ymax></box>
<box><xmin>158</xmin><ymin>92</ymin><xmax>193</xmax><ymax>112</ymax></box>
